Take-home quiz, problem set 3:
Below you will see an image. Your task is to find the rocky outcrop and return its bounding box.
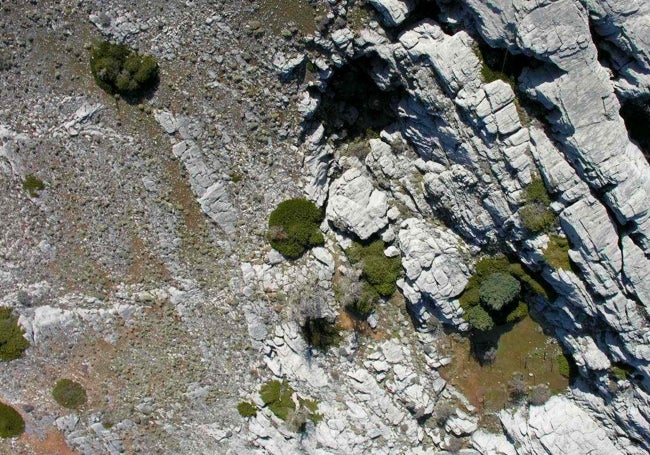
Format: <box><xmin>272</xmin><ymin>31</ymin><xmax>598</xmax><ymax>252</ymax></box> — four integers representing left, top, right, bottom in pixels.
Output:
<box><xmin>368</xmin><ymin>0</ymin><xmax>415</xmax><ymax>27</ymax></box>
<box><xmin>499</xmin><ymin>395</ymin><xmax>624</xmax><ymax>455</ymax></box>
<box><xmin>155</xmin><ymin>110</ymin><xmax>238</xmax><ymax>234</ymax></box>
<box><xmin>326</xmin><ymin>168</ymin><xmax>389</xmax><ymax>240</ymax></box>
<box><xmin>397</xmin><ymin>218</ymin><xmax>471</xmax><ymax>329</ymax></box>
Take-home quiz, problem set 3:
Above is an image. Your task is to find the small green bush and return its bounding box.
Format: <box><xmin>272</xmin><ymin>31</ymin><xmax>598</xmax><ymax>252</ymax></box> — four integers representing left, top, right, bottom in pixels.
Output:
<box><xmin>52</xmin><ymin>379</ymin><xmax>87</xmax><ymax>409</ymax></box>
<box><xmin>479</xmin><ymin>272</ymin><xmax>521</xmax><ymax>311</ymax></box>
<box><xmin>464</xmin><ymin>305</ymin><xmax>494</xmax><ymax>332</ymax></box>
<box><xmin>520</xmin><ymin>203</ymin><xmax>555</xmax><ymax>233</ymax></box>
<box><xmin>508</xmin><ymin>263</ymin><xmax>549</xmax><ymax>300</ymax></box>
<box><xmin>237</xmin><ymin>401</ymin><xmax>258</xmax><ymax>418</ymax></box>
<box><xmin>610</xmin><ymin>363</ymin><xmax>634</xmax><ymax>381</ymax></box>
<box><xmin>22</xmin><ymin>174</ymin><xmax>45</xmax><ymax>197</ymax></box>
<box><xmin>347</xmin><ymin>240</ymin><xmax>402</xmax><ymax>297</ymax></box>
<box><xmin>347</xmin><ymin>282</ymin><xmax>379</xmax><ymax>316</ymax></box>
<box><xmin>268</xmin><ymin>199</ymin><xmax>324</xmax><ymax>259</ymax></box>
<box><xmin>556</xmin><ymin>353</ymin><xmax>571</xmax><ymax>378</ymax></box>
<box><xmin>520</xmin><ymin>178</ymin><xmax>555</xmax><ymax>233</ymax></box>
<box><xmin>543</xmin><ymin>234</ymin><xmax>572</xmax><ymax>270</ymax></box>
<box><xmin>90</xmin><ymin>41</ymin><xmax>159</xmax><ymax>97</ymax></box>
<box><xmin>506</xmin><ymin>301</ymin><xmax>528</xmax><ymax>324</ymax></box>
<box><xmin>0</xmin><ymin>307</ymin><xmax>29</xmax><ymax>361</ymax></box>
<box><xmin>526</xmin><ymin>178</ymin><xmax>551</xmax><ymax>205</ymax></box>
<box><xmin>302</xmin><ymin>318</ymin><xmax>341</xmax><ymax>350</ymax></box>
<box><xmin>260</xmin><ymin>380</ymin><xmax>295</xmax><ymax>421</ymax></box>
<box><xmin>0</xmin><ymin>402</ymin><xmax>24</xmax><ymax>438</ymax></box>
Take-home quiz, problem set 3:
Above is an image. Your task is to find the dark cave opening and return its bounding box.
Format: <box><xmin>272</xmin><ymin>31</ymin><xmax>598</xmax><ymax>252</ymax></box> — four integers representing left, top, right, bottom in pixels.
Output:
<box><xmin>619</xmin><ymin>97</ymin><xmax>650</xmax><ymax>162</ymax></box>
<box><xmin>312</xmin><ymin>56</ymin><xmax>404</xmax><ymax>141</ymax></box>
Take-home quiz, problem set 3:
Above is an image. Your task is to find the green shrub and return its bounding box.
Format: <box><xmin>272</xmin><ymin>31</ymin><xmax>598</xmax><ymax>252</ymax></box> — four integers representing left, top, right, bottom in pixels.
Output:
<box><xmin>52</xmin><ymin>379</ymin><xmax>87</xmax><ymax>409</ymax></box>
<box><xmin>268</xmin><ymin>199</ymin><xmax>324</xmax><ymax>259</ymax></box>
<box><xmin>0</xmin><ymin>307</ymin><xmax>29</xmax><ymax>361</ymax></box>
<box><xmin>0</xmin><ymin>402</ymin><xmax>24</xmax><ymax>438</ymax></box>
<box><xmin>479</xmin><ymin>272</ymin><xmax>521</xmax><ymax>311</ymax></box>
<box><xmin>520</xmin><ymin>178</ymin><xmax>555</xmax><ymax>233</ymax></box>
<box><xmin>22</xmin><ymin>174</ymin><xmax>45</xmax><ymax>197</ymax></box>
<box><xmin>260</xmin><ymin>380</ymin><xmax>295</xmax><ymax>421</ymax></box>
<box><xmin>237</xmin><ymin>401</ymin><xmax>258</xmax><ymax>418</ymax></box>
<box><xmin>520</xmin><ymin>203</ymin><xmax>555</xmax><ymax>233</ymax></box>
<box><xmin>459</xmin><ymin>285</ymin><xmax>480</xmax><ymax>311</ymax></box>
<box><xmin>526</xmin><ymin>178</ymin><xmax>551</xmax><ymax>205</ymax></box>
<box><xmin>90</xmin><ymin>41</ymin><xmax>159</xmax><ymax>97</ymax></box>
<box><xmin>543</xmin><ymin>234</ymin><xmax>572</xmax><ymax>270</ymax></box>
<box><xmin>556</xmin><ymin>353</ymin><xmax>571</xmax><ymax>378</ymax></box>
<box><xmin>302</xmin><ymin>318</ymin><xmax>341</xmax><ymax>350</ymax></box>
<box><xmin>464</xmin><ymin>305</ymin><xmax>494</xmax><ymax>332</ymax></box>
<box><xmin>610</xmin><ymin>363</ymin><xmax>634</xmax><ymax>381</ymax></box>
<box><xmin>347</xmin><ymin>282</ymin><xmax>379</xmax><ymax>316</ymax></box>
<box><xmin>506</xmin><ymin>301</ymin><xmax>528</xmax><ymax>324</ymax></box>
<box><xmin>508</xmin><ymin>263</ymin><xmax>549</xmax><ymax>299</ymax></box>
<box><xmin>347</xmin><ymin>240</ymin><xmax>402</xmax><ymax>297</ymax></box>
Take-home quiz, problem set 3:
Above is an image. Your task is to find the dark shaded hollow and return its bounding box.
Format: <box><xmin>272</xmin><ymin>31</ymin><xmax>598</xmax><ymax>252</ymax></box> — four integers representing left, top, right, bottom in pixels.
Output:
<box><xmin>311</xmin><ymin>56</ymin><xmax>403</xmax><ymax>141</ymax></box>
<box><xmin>619</xmin><ymin>97</ymin><xmax>650</xmax><ymax>162</ymax></box>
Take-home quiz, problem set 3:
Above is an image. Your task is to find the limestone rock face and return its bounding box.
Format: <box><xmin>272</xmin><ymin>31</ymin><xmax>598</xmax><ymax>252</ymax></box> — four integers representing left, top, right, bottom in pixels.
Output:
<box><xmin>398</xmin><ymin>218</ymin><xmax>470</xmax><ymax>329</ymax></box>
<box><xmin>368</xmin><ymin>0</ymin><xmax>415</xmax><ymax>27</ymax></box>
<box><xmin>500</xmin><ymin>395</ymin><xmax>624</xmax><ymax>455</ymax></box>
<box><xmin>326</xmin><ymin>168</ymin><xmax>389</xmax><ymax>240</ymax></box>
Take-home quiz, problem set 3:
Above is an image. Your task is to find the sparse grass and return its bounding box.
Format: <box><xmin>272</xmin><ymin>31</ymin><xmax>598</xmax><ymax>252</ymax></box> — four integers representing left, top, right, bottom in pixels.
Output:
<box><xmin>0</xmin><ymin>307</ymin><xmax>29</xmax><ymax>361</ymax></box>
<box><xmin>22</xmin><ymin>174</ymin><xmax>45</xmax><ymax>197</ymax></box>
<box><xmin>439</xmin><ymin>317</ymin><xmax>568</xmax><ymax>412</ymax></box>
<box><xmin>556</xmin><ymin>353</ymin><xmax>573</xmax><ymax>378</ymax></box>
<box><xmin>0</xmin><ymin>402</ymin><xmax>24</xmax><ymax>438</ymax></box>
<box><xmin>543</xmin><ymin>234</ymin><xmax>572</xmax><ymax>270</ymax></box>
<box><xmin>52</xmin><ymin>379</ymin><xmax>87</xmax><ymax>409</ymax></box>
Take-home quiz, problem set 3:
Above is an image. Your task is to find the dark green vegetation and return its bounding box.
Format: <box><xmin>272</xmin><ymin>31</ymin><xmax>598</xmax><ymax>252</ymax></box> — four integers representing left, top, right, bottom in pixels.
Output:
<box><xmin>52</xmin><ymin>379</ymin><xmax>87</xmax><ymax>409</ymax></box>
<box><xmin>543</xmin><ymin>234</ymin><xmax>572</xmax><ymax>270</ymax></box>
<box><xmin>267</xmin><ymin>199</ymin><xmax>324</xmax><ymax>259</ymax></box>
<box><xmin>0</xmin><ymin>402</ymin><xmax>24</xmax><ymax>438</ymax></box>
<box><xmin>479</xmin><ymin>272</ymin><xmax>520</xmax><ymax>311</ymax></box>
<box><xmin>0</xmin><ymin>307</ymin><xmax>29</xmax><ymax>361</ymax></box>
<box><xmin>520</xmin><ymin>177</ymin><xmax>555</xmax><ymax>233</ymax></box>
<box><xmin>302</xmin><ymin>318</ymin><xmax>341</xmax><ymax>350</ymax></box>
<box><xmin>460</xmin><ymin>256</ymin><xmax>544</xmax><ymax>332</ymax></box>
<box><xmin>259</xmin><ymin>380</ymin><xmax>323</xmax><ymax>430</ymax></box>
<box><xmin>346</xmin><ymin>240</ymin><xmax>402</xmax><ymax>298</ymax></box>
<box><xmin>90</xmin><ymin>41</ymin><xmax>159</xmax><ymax>99</ymax></box>
<box><xmin>22</xmin><ymin>174</ymin><xmax>45</xmax><ymax>197</ymax></box>
<box><xmin>237</xmin><ymin>401</ymin><xmax>258</xmax><ymax>418</ymax></box>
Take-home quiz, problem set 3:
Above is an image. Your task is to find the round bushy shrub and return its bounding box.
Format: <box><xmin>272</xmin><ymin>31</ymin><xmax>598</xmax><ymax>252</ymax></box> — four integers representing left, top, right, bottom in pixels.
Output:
<box><xmin>237</xmin><ymin>401</ymin><xmax>257</xmax><ymax>418</ymax></box>
<box><xmin>464</xmin><ymin>305</ymin><xmax>494</xmax><ymax>332</ymax></box>
<box><xmin>268</xmin><ymin>199</ymin><xmax>324</xmax><ymax>259</ymax></box>
<box><xmin>0</xmin><ymin>402</ymin><xmax>24</xmax><ymax>438</ymax></box>
<box><xmin>528</xmin><ymin>384</ymin><xmax>551</xmax><ymax>406</ymax></box>
<box><xmin>52</xmin><ymin>379</ymin><xmax>87</xmax><ymax>409</ymax></box>
<box><xmin>0</xmin><ymin>307</ymin><xmax>29</xmax><ymax>361</ymax></box>
<box><xmin>479</xmin><ymin>272</ymin><xmax>521</xmax><ymax>311</ymax></box>
<box><xmin>90</xmin><ymin>41</ymin><xmax>159</xmax><ymax>98</ymax></box>
<box><xmin>260</xmin><ymin>380</ymin><xmax>295</xmax><ymax>421</ymax></box>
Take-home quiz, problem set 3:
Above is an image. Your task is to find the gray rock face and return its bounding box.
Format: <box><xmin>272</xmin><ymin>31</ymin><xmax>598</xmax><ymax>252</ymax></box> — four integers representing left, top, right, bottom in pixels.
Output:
<box><xmin>155</xmin><ymin>111</ymin><xmax>238</xmax><ymax>234</ymax></box>
<box><xmin>326</xmin><ymin>168</ymin><xmax>389</xmax><ymax>240</ymax></box>
<box><xmin>368</xmin><ymin>0</ymin><xmax>415</xmax><ymax>27</ymax></box>
<box><xmin>397</xmin><ymin>218</ymin><xmax>471</xmax><ymax>329</ymax></box>
<box><xmin>499</xmin><ymin>395</ymin><xmax>624</xmax><ymax>455</ymax></box>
